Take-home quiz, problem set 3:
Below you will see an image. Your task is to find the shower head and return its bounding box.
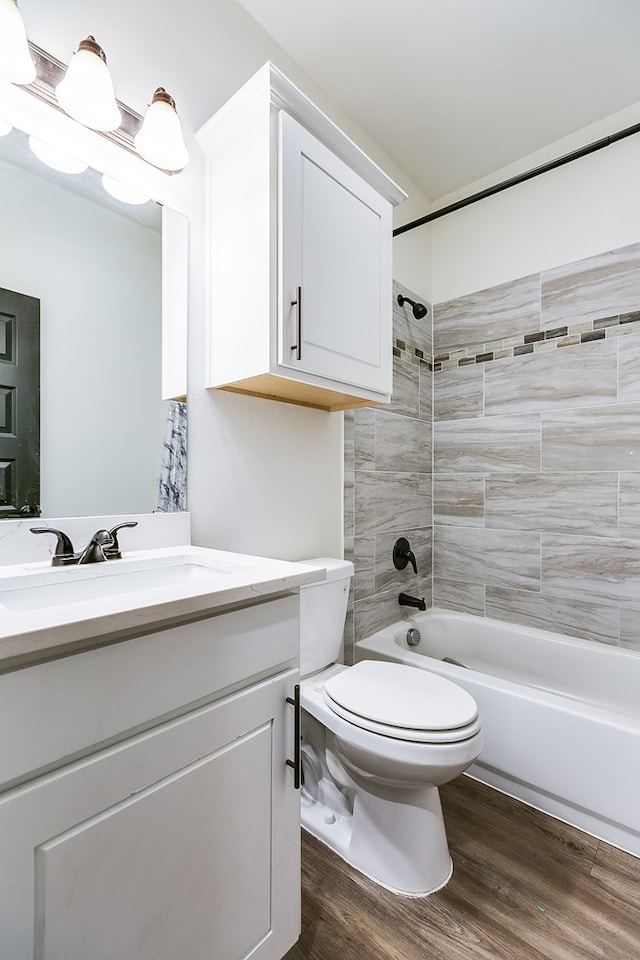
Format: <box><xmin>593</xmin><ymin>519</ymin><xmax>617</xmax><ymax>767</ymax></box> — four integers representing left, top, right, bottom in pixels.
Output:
<box><xmin>397</xmin><ymin>294</ymin><xmax>428</xmax><ymax>320</ymax></box>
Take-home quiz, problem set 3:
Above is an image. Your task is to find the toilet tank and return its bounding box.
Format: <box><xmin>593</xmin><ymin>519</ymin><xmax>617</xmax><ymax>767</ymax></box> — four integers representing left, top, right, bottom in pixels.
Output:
<box><xmin>299</xmin><ymin>558</ymin><xmax>354</xmax><ymax>677</ymax></box>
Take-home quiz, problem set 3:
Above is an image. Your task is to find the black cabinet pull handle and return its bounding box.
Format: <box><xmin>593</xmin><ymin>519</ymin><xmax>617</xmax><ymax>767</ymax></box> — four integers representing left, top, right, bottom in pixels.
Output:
<box><xmin>286</xmin><ymin>683</ymin><xmax>301</xmax><ymax>789</ymax></box>
<box><xmin>290</xmin><ymin>286</ymin><xmax>302</xmax><ymax>360</ymax></box>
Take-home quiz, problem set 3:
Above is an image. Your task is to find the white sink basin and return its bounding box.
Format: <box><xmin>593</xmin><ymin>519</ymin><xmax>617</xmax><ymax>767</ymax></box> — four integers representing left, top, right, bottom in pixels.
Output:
<box><xmin>0</xmin><ymin>543</ymin><xmax>325</xmax><ymax>667</ymax></box>
<box><xmin>0</xmin><ymin>556</ymin><xmax>236</xmax><ymax>612</ymax></box>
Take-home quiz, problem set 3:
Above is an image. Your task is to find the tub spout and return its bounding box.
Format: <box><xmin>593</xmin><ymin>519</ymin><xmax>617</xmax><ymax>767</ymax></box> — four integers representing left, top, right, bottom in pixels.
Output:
<box><xmin>398</xmin><ymin>593</ymin><xmax>426</xmax><ymax>612</ymax></box>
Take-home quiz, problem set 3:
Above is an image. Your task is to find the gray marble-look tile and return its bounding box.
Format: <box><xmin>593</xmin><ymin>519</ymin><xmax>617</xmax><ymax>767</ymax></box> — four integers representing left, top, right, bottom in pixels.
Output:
<box><xmin>434</xmin><ymin>364</ymin><xmax>484</xmax><ymax>422</ymax></box>
<box><xmin>354</xmin><ymin>407</ymin><xmax>375</xmax><ymax>471</ymax></box>
<box><xmin>343</xmin><ymin>413</ymin><xmax>355</xmax><ymax>540</ymax></box>
<box><xmin>618</xmin><ymin>334</ymin><xmax>640</xmax><ymax>403</ymax></box>
<box><xmin>374</xmin><ymin>527</ymin><xmax>432</xmax><ymax>595</ymax></box>
<box><xmin>394</xmin><ymin>280</ymin><xmax>432</xmax><ymax>354</ymax></box>
<box><xmin>353</xmin><ymin>587</ymin><xmax>404</xmax><ymax>643</ymax></box>
<box><xmin>353</xmin><ymin>535</ymin><xmax>375</xmax><ymax>601</ymax></box>
<box><xmin>485</xmin><ymin>340</ymin><xmax>617</xmax><ymax>415</ymax></box>
<box><xmin>342</xmin><ymin>597</ymin><xmax>355</xmax><ymax>665</ymax></box>
<box><xmin>419</xmin><ymin>366</ymin><xmax>432</xmax><ymax>423</ymax></box>
<box><xmin>387</xmin><ymin>357</ymin><xmax>420</xmax><ymax>418</ymax></box>
<box><xmin>434</xmin><ymin>414</ymin><xmax>541</xmax><ymax>474</ymax></box>
<box><xmin>542</xmin><ymin>403</ymin><xmax>640</xmax><ymax>472</ymax></box>
<box><xmin>485</xmin><ymin>586</ymin><xmax>619</xmax><ymax>646</ymax></box>
<box><xmin>354</xmin><ymin>471</ymin><xmax>421</xmax><ymax>538</ymax></box>
<box><xmin>344</xmin><ymin>410</ymin><xmax>354</xmax><ymax>467</ymax></box>
<box><xmin>619</xmin><ymin>605</ymin><xmax>640</xmax><ymax>651</ymax></box>
<box><xmin>343</xmin><ymin>535</ymin><xmax>354</xmax><ymax>564</ymax></box>
<box><xmin>541</xmin><ymin>241</ymin><xmax>640</xmax><ymax>328</ymax></box>
<box><xmin>542</xmin><ymin>534</ymin><xmax>640</xmax><ymax>604</ymax></box>
<box><xmin>374</xmin><ymin>411</ymin><xmax>430</xmax><ymax>473</ymax></box>
<box><xmin>419</xmin><ymin>475</ymin><xmax>433</xmax><ymax>528</ymax></box>
<box><xmin>432</xmin><ymin>578</ymin><xmax>485</xmax><ymax>617</ymax></box>
<box><xmin>434</xmin><ymin>526</ymin><xmax>541</xmax><ymax>591</ymax></box>
<box><xmin>619</xmin><ymin>472</ymin><xmax>640</xmax><ymax>539</ymax></box>
<box><xmin>344</xmin><ymin>498</ymin><xmax>355</xmax><ymax>543</ymax></box>
<box><xmin>485</xmin><ymin>472</ymin><xmax>618</xmax><ymax>536</ymax></box>
<box><xmin>433</xmin><ymin>274</ymin><xmax>540</xmax><ymax>353</ymax></box>
<box><xmin>434</xmin><ymin>475</ymin><xmax>484</xmax><ymax>527</ymax></box>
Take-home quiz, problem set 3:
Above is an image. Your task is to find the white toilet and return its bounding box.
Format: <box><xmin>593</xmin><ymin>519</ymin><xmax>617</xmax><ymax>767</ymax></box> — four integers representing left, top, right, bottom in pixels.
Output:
<box><xmin>299</xmin><ymin>558</ymin><xmax>483</xmax><ymax>896</ymax></box>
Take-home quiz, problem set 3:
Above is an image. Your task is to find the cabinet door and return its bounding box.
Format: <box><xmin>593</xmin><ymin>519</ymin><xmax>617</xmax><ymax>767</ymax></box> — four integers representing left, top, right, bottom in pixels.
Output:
<box><xmin>0</xmin><ymin>670</ymin><xmax>300</xmax><ymax>960</ymax></box>
<box><xmin>279</xmin><ymin>111</ymin><xmax>393</xmax><ymax>396</ymax></box>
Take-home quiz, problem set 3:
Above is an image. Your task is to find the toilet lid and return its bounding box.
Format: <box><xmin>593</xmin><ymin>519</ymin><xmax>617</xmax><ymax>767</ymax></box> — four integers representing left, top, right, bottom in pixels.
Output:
<box><xmin>324</xmin><ymin>660</ymin><xmax>478</xmax><ymax>734</ymax></box>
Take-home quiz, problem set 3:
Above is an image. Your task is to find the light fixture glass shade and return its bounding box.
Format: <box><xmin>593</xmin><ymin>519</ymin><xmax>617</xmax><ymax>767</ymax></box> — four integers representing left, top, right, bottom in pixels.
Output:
<box><xmin>134</xmin><ymin>88</ymin><xmax>189</xmax><ymax>171</ymax></box>
<box><xmin>0</xmin><ymin>119</ymin><xmax>13</xmax><ymax>137</ymax></box>
<box><xmin>0</xmin><ymin>0</ymin><xmax>36</xmax><ymax>84</ymax></box>
<box><xmin>101</xmin><ymin>174</ymin><xmax>150</xmax><ymax>205</ymax></box>
<box><xmin>55</xmin><ymin>36</ymin><xmax>121</xmax><ymax>132</ymax></box>
<box><xmin>28</xmin><ymin>136</ymin><xmax>88</xmax><ymax>174</ymax></box>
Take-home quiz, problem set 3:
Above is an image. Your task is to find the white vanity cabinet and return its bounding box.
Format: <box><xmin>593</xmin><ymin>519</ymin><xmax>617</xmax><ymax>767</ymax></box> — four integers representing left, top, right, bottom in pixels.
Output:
<box><xmin>0</xmin><ymin>593</ymin><xmax>301</xmax><ymax>960</ymax></box>
<box><xmin>197</xmin><ymin>62</ymin><xmax>406</xmax><ymax>412</ymax></box>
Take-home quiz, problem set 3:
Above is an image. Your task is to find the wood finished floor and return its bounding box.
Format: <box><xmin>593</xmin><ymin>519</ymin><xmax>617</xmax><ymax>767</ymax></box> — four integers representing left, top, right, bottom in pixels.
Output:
<box><xmin>284</xmin><ymin>776</ymin><xmax>640</xmax><ymax>960</ymax></box>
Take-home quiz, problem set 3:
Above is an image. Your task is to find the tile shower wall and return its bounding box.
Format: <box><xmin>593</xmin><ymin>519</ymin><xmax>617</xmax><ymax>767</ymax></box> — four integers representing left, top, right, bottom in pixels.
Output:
<box><xmin>432</xmin><ymin>240</ymin><xmax>640</xmax><ymax>650</ymax></box>
<box><xmin>343</xmin><ymin>281</ymin><xmax>432</xmax><ymax>661</ymax></box>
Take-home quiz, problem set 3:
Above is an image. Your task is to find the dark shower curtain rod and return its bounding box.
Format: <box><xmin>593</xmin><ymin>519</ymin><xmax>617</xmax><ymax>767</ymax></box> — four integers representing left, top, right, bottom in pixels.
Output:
<box><xmin>392</xmin><ymin>119</ymin><xmax>640</xmax><ymax>237</ymax></box>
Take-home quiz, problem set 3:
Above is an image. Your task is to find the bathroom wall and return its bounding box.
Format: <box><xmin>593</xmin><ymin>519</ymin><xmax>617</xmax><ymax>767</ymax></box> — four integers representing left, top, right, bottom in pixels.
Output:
<box><xmin>431</xmin><ymin>102</ymin><xmax>640</xmax><ymax>303</ymax></box>
<box><xmin>24</xmin><ymin>0</ymin><xmax>431</xmax><ymax>563</ymax></box>
<box><xmin>432</xmin><ymin>242</ymin><xmax>640</xmax><ymax>649</ymax></box>
<box><xmin>343</xmin><ymin>280</ymin><xmax>432</xmax><ymax>662</ymax></box>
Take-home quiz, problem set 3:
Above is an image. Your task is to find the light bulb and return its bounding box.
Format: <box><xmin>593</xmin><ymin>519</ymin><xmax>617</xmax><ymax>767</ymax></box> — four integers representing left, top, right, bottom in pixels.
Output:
<box><xmin>55</xmin><ymin>36</ymin><xmax>121</xmax><ymax>132</ymax></box>
<box><xmin>0</xmin><ymin>0</ymin><xmax>36</xmax><ymax>84</ymax></box>
<box><xmin>0</xmin><ymin>119</ymin><xmax>13</xmax><ymax>137</ymax></box>
<box><xmin>28</xmin><ymin>136</ymin><xmax>88</xmax><ymax>175</ymax></box>
<box><xmin>134</xmin><ymin>88</ymin><xmax>189</xmax><ymax>172</ymax></box>
<box><xmin>101</xmin><ymin>174</ymin><xmax>150</xmax><ymax>205</ymax></box>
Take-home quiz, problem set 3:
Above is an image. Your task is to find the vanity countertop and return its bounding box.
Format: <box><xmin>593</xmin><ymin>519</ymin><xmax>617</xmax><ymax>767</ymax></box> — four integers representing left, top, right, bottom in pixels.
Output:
<box><xmin>0</xmin><ymin>546</ymin><xmax>325</xmax><ymax>670</ymax></box>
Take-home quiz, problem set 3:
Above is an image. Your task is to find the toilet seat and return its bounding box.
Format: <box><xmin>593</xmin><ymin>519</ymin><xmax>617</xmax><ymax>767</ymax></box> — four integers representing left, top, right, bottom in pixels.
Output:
<box><xmin>323</xmin><ymin>660</ymin><xmax>481</xmax><ymax>744</ymax></box>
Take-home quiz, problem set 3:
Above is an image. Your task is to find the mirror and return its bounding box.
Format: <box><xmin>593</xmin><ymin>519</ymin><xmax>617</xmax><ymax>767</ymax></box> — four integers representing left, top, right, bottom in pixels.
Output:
<box><xmin>0</xmin><ymin>122</ymin><xmax>187</xmax><ymax>519</ymax></box>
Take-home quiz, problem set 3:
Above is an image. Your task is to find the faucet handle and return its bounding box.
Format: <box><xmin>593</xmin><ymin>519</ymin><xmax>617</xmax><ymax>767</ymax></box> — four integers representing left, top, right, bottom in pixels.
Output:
<box><xmin>104</xmin><ymin>521</ymin><xmax>138</xmax><ymax>559</ymax></box>
<box><xmin>30</xmin><ymin>527</ymin><xmax>77</xmax><ymax>566</ymax></box>
<box><xmin>393</xmin><ymin>537</ymin><xmax>418</xmax><ymax>575</ymax></box>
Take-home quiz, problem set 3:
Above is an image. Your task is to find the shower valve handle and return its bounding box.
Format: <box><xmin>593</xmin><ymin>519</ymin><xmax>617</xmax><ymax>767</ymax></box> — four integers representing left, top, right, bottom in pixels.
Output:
<box><xmin>393</xmin><ymin>537</ymin><xmax>418</xmax><ymax>574</ymax></box>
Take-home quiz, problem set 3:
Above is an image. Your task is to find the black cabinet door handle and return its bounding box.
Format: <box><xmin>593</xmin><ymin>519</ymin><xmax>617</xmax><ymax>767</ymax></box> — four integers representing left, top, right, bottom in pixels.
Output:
<box><xmin>290</xmin><ymin>286</ymin><xmax>302</xmax><ymax>360</ymax></box>
<box><xmin>286</xmin><ymin>683</ymin><xmax>301</xmax><ymax>789</ymax></box>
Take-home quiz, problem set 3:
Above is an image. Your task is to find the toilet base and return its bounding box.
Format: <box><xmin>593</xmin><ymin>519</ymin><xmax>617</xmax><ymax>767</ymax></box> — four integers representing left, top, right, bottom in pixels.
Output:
<box><xmin>300</xmin><ymin>751</ymin><xmax>454</xmax><ymax>897</ymax></box>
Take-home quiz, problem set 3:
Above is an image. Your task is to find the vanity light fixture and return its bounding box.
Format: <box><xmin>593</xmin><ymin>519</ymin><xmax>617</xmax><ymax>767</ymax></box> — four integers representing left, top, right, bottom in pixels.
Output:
<box><xmin>0</xmin><ymin>0</ymin><xmax>36</xmax><ymax>84</ymax></box>
<box><xmin>101</xmin><ymin>173</ymin><xmax>150</xmax><ymax>205</ymax></box>
<box><xmin>55</xmin><ymin>36</ymin><xmax>122</xmax><ymax>132</ymax></box>
<box><xmin>134</xmin><ymin>87</ymin><xmax>189</xmax><ymax>172</ymax></box>
<box><xmin>28</xmin><ymin>135</ymin><xmax>88</xmax><ymax>175</ymax></box>
<box><xmin>0</xmin><ymin>119</ymin><xmax>13</xmax><ymax>137</ymax></box>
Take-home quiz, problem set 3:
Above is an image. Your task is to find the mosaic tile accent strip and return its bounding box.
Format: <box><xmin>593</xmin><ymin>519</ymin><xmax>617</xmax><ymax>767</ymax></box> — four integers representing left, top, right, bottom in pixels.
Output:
<box><xmin>393</xmin><ymin>339</ymin><xmax>433</xmax><ymax>371</ymax></box>
<box><xmin>400</xmin><ymin>311</ymin><xmax>640</xmax><ymax>373</ymax></box>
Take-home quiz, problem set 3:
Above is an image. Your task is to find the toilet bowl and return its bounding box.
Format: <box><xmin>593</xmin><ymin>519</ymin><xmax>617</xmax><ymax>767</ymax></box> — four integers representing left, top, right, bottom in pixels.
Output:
<box><xmin>298</xmin><ymin>559</ymin><xmax>483</xmax><ymax>896</ymax></box>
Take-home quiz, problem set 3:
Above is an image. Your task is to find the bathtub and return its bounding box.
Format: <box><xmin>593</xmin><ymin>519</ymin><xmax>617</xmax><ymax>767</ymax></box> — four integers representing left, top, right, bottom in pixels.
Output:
<box><xmin>357</xmin><ymin>608</ymin><xmax>640</xmax><ymax>858</ymax></box>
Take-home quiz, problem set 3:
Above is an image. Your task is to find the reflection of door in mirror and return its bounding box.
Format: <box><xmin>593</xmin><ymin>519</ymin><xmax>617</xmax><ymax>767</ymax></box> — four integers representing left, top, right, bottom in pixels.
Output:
<box><xmin>0</xmin><ymin>287</ymin><xmax>40</xmax><ymax>519</ymax></box>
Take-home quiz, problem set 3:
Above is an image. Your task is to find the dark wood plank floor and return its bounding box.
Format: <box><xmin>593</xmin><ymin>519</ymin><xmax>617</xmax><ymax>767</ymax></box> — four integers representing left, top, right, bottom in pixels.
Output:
<box><xmin>285</xmin><ymin>776</ymin><xmax>640</xmax><ymax>960</ymax></box>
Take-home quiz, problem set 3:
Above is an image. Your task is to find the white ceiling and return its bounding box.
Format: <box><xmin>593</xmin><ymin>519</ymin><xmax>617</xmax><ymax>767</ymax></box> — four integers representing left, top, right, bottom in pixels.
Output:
<box><xmin>235</xmin><ymin>0</ymin><xmax>640</xmax><ymax>201</ymax></box>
